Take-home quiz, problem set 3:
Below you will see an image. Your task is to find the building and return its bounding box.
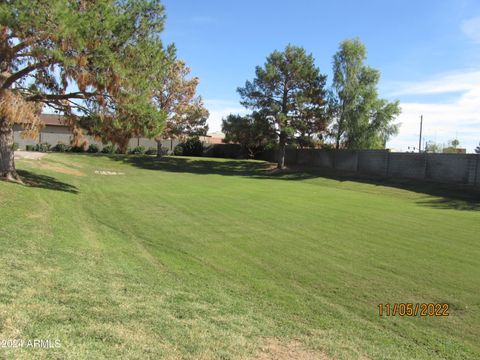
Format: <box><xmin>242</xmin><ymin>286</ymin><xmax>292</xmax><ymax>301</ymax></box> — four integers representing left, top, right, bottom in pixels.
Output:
<box><xmin>199</xmin><ymin>131</ymin><xmax>226</xmax><ymax>145</ymax></box>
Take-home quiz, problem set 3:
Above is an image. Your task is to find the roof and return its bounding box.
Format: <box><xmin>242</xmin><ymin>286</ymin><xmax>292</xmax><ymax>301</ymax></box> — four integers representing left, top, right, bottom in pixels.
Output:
<box><xmin>40</xmin><ymin>114</ymin><xmax>67</xmax><ymax>127</ymax></box>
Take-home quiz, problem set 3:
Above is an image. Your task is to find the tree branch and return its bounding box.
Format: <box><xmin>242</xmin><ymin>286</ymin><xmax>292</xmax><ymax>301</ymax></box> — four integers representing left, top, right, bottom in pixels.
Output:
<box><xmin>1</xmin><ymin>61</ymin><xmax>53</xmax><ymax>89</ymax></box>
<box><xmin>27</xmin><ymin>91</ymin><xmax>97</xmax><ymax>102</ymax></box>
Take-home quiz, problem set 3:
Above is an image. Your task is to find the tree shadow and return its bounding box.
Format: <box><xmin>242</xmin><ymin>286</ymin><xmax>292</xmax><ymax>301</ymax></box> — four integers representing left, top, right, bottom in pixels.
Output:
<box><xmin>103</xmin><ymin>154</ymin><xmax>278</xmax><ymax>177</ymax></box>
<box><xmin>12</xmin><ymin>170</ymin><xmax>79</xmax><ymax>194</ymax></box>
<box><xmin>99</xmin><ymin>155</ymin><xmax>480</xmax><ymax>211</ymax></box>
<box><xmin>307</xmin><ymin>169</ymin><xmax>480</xmax><ymax>211</ymax></box>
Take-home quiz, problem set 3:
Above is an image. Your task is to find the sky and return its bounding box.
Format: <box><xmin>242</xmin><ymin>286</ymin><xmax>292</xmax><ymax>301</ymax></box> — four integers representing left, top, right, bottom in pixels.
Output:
<box><xmin>161</xmin><ymin>0</ymin><xmax>480</xmax><ymax>153</ymax></box>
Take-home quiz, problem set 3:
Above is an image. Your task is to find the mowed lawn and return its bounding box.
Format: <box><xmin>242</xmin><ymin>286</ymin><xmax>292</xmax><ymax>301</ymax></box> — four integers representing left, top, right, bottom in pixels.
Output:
<box><xmin>0</xmin><ymin>153</ymin><xmax>479</xmax><ymax>360</ymax></box>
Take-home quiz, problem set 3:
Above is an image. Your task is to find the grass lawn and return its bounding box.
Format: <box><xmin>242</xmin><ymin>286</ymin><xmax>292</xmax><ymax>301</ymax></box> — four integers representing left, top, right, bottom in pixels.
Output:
<box><xmin>0</xmin><ymin>153</ymin><xmax>479</xmax><ymax>359</ymax></box>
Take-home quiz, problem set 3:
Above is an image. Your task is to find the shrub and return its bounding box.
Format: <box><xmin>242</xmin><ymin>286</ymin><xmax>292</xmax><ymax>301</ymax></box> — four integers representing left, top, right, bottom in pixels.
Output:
<box><xmin>51</xmin><ymin>143</ymin><xmax>71</xmax><ymax>152</ymax></box>
<box><xmin>11</xmin><ymin>142</ymin><xmax>19</xmax><ymax>151</ymax></box>
<box><xmin>101</xmin><ymin>144</ymin><xmax>116</xmax><ymax>154</ymax></box>
<box><xmin>26</xmin><ymin>144</ymin><xmax>35</xmax><ymax>151</ymax></box>
<box><xmin>128</xmin><ymin>145</ymin><xmax>145</xmax><ymax>155</ymax></box>
<box><xmin>176</xmin><ymin>137</ymin><xmax>203</xmax><ymax>156</ymax></box>
<box><xmin>70</xmin><ymin>145</ymin><xmax>85</xmax><ymax>153</ymax></box>
<box><xmin>145</xmin><ymin>147</ymin><xmax>157</xmax><ymax>155</ymax></box>
<box><xmin>34</xmin><ymin>142</ymin><xmax>51</xmax><ymax>152</ymax></box>
<box><xmin>87</xmin><ymin>144</ymin><xmax>100</xmax><ymax>153</ymax></box>
<box><xmin>173</xmin><ymin>143</ymin><xmax>183</xmax><ymax>156</ymax></box>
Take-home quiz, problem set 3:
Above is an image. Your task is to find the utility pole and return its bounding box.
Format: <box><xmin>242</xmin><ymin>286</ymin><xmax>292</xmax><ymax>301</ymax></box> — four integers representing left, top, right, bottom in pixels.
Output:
<box><xmin>418</xmin><ymin>115</ymin><xmax>423</xmax><ymax>153</ymax></box>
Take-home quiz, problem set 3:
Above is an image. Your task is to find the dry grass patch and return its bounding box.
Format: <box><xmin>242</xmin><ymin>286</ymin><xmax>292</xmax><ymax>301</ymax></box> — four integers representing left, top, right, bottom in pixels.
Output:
<box><xmin>253</xmin><ymin>338</ymin><xmax>332</xmax><ymax>360</ymax></box>
<box><xmin>37</xmin><ymin>162</ymin><xmax>85</xmax><ymax>176</ymax></box>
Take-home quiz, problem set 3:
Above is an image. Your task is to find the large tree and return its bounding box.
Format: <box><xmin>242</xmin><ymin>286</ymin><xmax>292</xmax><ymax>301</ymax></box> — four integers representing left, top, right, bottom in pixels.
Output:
<box><xmin>0</xmin><ymin>0</ymin><xmax>166</xmax><ymax>180</ymax></box>
<box><xmin>238</xmin><ymin>45</ymin><xmax>329</xmax><ymax>169</ymax></box>
<box><xmin>222</xmin><ymin>112</ymin><xmax>275</xmax><ymax>158</ymax></box>
<box><xmin>81</xmin><ymin>45</ymin><xmax>208</xmax><ymax>154</ymax></box>
<box><xmin>153</xmin><ymin>53</ymin><xmax>209</xmax><ymax>156</ymax></box>
<box><xmin>475</xmin><ymin>142</ymin><xmax>480</xmax><ymax>154</ymax></box>
<box><xmin>330</xmin><ymin>38</ymin><xmax>400</xmax><ymax>149</ymax></box>
<box><xmin>78</xmin><ymin>39</ymin><xmax>169</xmax><ymax>153</ymax></box>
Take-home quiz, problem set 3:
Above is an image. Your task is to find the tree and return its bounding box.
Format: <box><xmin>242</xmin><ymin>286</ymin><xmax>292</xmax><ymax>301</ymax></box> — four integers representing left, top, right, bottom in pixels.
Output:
<box><xmin>475</xmin><ymin>142</ymin><xmax>480</xmax><ymax>154</ymax></box>
<box><xmin>238</xmin><ymin>44</ymin><xmax>329</xmax><ymax>169</ymax></box>
<box><xmin>222</xmin><ymin>112</ymin><xmax>275</xmax><ymax>157</ymax></box>
<box><xmin>425</xmin><ymin>141</ymin><xmax>443</xmax><ymax>153</ymax></box>
<box><xmin>78</xmin><ymin>40</ymin><xmax>169</xmax><ymax>153</ymax></box>
<box><xmin>330</xmin><ymin>38</ymin><xmax>400</xmax><ymax>149</ymax></box>
<box><xmin>0</xmin><ymin>0</ymin><xmax>166</xmax><ymax>180</ymax></box>
<box><xmin>153</xmin><ymin>52</ymin><xmax>209</xmax><ymax>156</ymax></box>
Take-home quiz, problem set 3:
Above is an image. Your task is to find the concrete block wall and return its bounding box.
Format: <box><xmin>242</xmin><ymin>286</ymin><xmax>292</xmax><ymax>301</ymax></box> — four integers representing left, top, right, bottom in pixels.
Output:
<box><xmin>203</xmin><ymin>144</ymin><xmax>243</xmax><ymax>158</ymax></box>
<box><xmin>312</xmin><ymin>150</ymin><xmax>334</xmax><ymax>168</ymax></box>
<box><xmin>387</xmin><ymin>153</ymin><xmax>427</xmax><ymax>180</ymax></box>
<box><xmin>13</xmin><ymin>124</ymin><xmax>178</xmax><ymax>152</ymax></box>
<box><xmin>426</xmin><ymin>154</ymin><xmax>471</xmax><ymax>184</ymax></box>
<box><xmin>297</xmin><ymin>149</ymin><xmax>314</xmax><ymax>165</ymax></box>
<box><xmin>474</xmin><ymin>155</ymin><xmax>480</xmax><ymax>187</ymax></box>
<box><xmin>333</xmin><ymin>150</ymin><xmax>358</xmax><ymax>172</ymax></box>
<box><xmin>358</xmin><ymin>150</ymin><xmax>389</xmax><ymax>176</ymax></box>
<box><xmin>257</xmin><ymin>148</ymin><xmax>480</xmax><ymax>187</ymax></box>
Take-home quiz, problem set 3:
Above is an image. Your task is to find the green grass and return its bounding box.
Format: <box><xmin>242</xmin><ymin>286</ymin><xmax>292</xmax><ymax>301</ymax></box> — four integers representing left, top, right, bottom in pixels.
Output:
<box><xmin>0</xmin><ymin>153</ymin><xmax>479</xmax><ymax>359</ymax></box>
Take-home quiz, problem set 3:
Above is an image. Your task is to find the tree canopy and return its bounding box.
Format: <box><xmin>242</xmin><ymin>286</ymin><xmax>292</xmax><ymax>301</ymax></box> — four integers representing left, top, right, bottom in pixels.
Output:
<box><xmin>222</xmin><ymin>112</ymin><xmax>275</xmax><ymax>158</ymax></box>
<box><xmin>330</xmin><ymin>38</ymin><xmax>400</xmax><ymax>149</ymax></box>
<box><xmin>237</xmin><ymin>44</ymin><xmax>329</xmax><ymax>168</ymax></box>
<box><xmin>0</xmin><ymin>0</ymin><xmax>167</xmax><ymax>179</ymax></box>
<box><xmin>154</xmin><ymin>54</ymin><xmax>209</xmax><ymax>141</ymax></box>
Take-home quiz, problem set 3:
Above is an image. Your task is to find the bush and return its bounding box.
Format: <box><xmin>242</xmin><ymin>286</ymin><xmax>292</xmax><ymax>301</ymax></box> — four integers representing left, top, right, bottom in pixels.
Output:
<box><xmin>34</xmin><ymin>142</ymin><xmax>51</xmax><ymax>152</ymax></box>
<box><xmin>173</xmin><ymin>143</ymin><xmax>183</xmax><ymax>156</ymax></box>
<box><xmin>11</xmin><ymin>142</ymin><xmax>19</xmax><ymax>151</ymax></box>
<box><xmin>145</xmin><ymin>147</ymin><xmax>157</xmax><ymax>155</ymax></box>
<box><xmin>26</xmin><ymin>144</ymin><xmax>35</xmax><ymax>151</ymax></box>
<box><xmin>70</xmin><ymin>145</ymin><xmax>85</xmax><ymax>153</ymax></box>
<box><xmin>87</xmin><ymin>144</ymin><xmax>100</xmax><ymax>153</ymax></box>
<box><xmin>128</xmin><ymin>145</ymin><xmax>145</xmax><ymax>155</ymax></box>
<box><xmin>101</xmin><ymin>144</ymin><xmax>116</xmax><ymax>154</ymax></box>
<box><xmin>176</xmin><ymin>137</ymin><xmax>203</xmax><ymax>156</ymax></box>
<box><xmin>51</xmin><ymin>143</ymin><xmax>71</xmax><ymax>152</ymax></box>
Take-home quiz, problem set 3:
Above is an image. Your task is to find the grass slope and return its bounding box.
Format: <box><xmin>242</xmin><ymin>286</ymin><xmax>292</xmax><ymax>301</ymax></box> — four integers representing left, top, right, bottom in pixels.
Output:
<box><xmin>0</xmin><ymin>153</ymin><xmax>479</xmax><ymax>359</ymax></box>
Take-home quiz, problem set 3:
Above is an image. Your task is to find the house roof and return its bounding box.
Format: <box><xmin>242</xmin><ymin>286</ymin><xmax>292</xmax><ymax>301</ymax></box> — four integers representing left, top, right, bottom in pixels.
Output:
<box><xmin>40</xmin><ymin>114</ymin><xmax>67</xmax><ymax>127</ymax></box>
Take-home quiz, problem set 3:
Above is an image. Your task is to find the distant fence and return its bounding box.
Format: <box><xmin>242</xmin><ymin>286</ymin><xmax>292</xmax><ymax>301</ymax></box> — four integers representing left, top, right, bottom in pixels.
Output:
<box><xmin>258</xmin><ymin>149</ymin><xmax>480</xmax><ymax>187</ymax></box>
<box><xmin>203</xmin><ymin>143</ymin><xmax>243</xmax><ymax>158</ymax></box>
<box><xmin>13</xmin><ymin>124</ymin><xmax>180</xmax><ymax>151</ymax></box>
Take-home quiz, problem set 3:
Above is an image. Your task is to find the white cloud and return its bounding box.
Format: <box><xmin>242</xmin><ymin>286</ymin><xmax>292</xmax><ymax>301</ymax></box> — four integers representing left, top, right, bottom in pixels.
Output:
<box><xmin>204</xmin><ymin>99</ymin><xmax>246</xmax><ymax>133</ymax></box>
<box><xmin>462</xmin><ymin>16</ymin><xmax>480</xmax><ymax>43</ymax></box>
<box><xmin>386</xmin><ymin>70</ymin><xmax>480</xmax><ymax>152</ymax></box>
<box><xmin>387</xmin><ymin>70</ymin><xmax>480</xmax><ymax>96</ymax></box>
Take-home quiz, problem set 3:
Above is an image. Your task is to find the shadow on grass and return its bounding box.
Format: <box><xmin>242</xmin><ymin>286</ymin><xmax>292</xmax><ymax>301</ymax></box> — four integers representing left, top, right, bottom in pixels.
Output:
<box><xmin>13</xmin><ymin>169</ymin><xmax>79</xmax><ymax>194</ymax></box>
<box><xmin>101</xmin><ymin>155</ymin><xmax>480</xmax><ymax>211</ymax></box>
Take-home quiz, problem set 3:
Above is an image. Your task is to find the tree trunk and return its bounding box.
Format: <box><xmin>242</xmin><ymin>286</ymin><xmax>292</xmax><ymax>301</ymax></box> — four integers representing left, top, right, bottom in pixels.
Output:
<box><xmin>156</xmin><ymin>139</ymin><xmax>162</xmax><ymax>158</ymax></box>
<box><xmin>0</xmin><ymin>120</ymin><xmax>21</xmax><ymax>182</ymax></box>
<box><xmin>117</xmin><ymin>138</ymin><xmax>129</xmax><ymax>154</ymax></box>
<box><xmin>277</xmin><ymin>132</ymin><xmax>286</xmax><ymax>169</ymax></box>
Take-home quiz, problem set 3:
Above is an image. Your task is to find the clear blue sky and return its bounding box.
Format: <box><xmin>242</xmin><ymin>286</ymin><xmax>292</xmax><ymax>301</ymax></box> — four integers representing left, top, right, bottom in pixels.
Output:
<box><xmin>162</xmin><ymin>0</ymin><xmax>480</xmax><ymax>152</ymax></box>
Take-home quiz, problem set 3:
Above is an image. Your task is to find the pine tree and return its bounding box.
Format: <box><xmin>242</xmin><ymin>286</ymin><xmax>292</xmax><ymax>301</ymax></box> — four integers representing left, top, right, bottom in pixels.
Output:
<box><xmin>238</xmin><ymin>45</ymin><xmax>328</xmax><ymax>169</ymax></box>
<box><xmin>0</xmin><ymin>0</ymin><xmax>166</xmax><ymax>180</ymax></box>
